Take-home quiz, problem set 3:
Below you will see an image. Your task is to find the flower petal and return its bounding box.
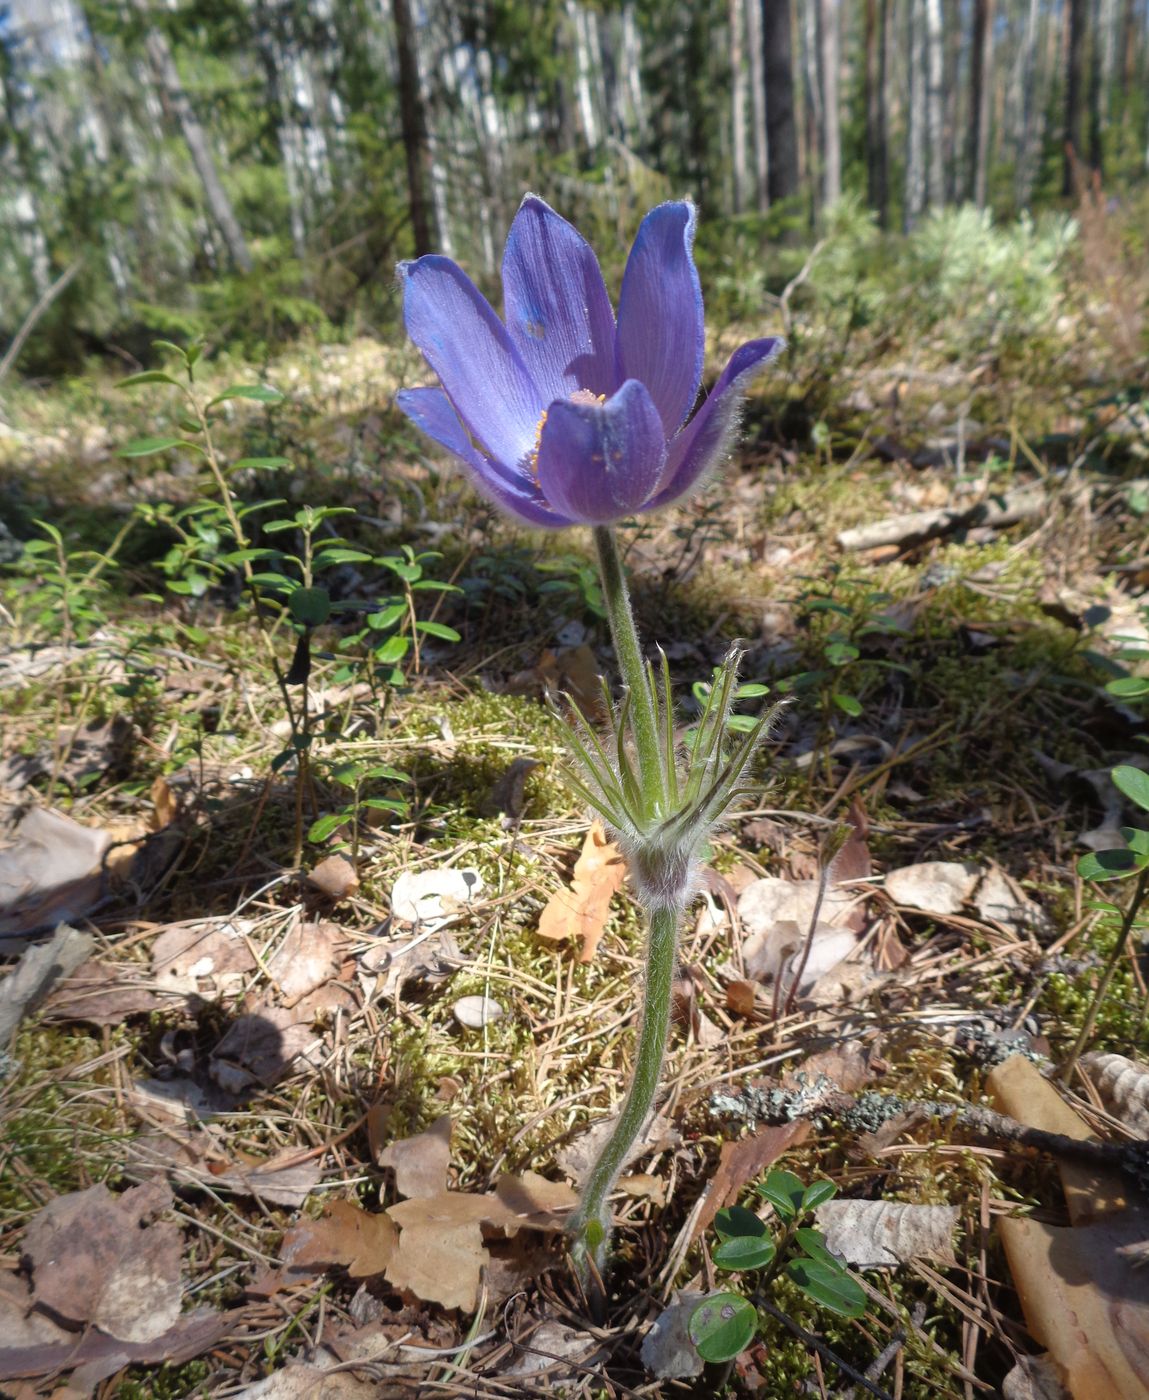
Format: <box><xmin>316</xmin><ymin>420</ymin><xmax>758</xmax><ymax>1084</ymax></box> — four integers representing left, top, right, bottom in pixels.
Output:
<box><xmin>396</xmin><ymin>387</ymin><xmax>572</xmax><ymax>528</ymax></box>
<box><xmin>650</xmin><ymin>337</ymin><xmax>785</xmax><ymax>510</ymax></box>
<box><xmin>502</xmin><ymin>194</ymin><xmax>617</xmax><ymax>401</ymax></box>
<box><xmin>616</xmin><ymin>201</ymin><xmax>704</xmax><ymax>438</ymax></box>
<box><xmin>399</xmin><ymin>255</ymin><xmax>542</xmax><ymax>471</ymax></box>
<box><xmin>534</xmin><ymin>379</ymin><xmax>666</xmax><ymax>525</ymax></box>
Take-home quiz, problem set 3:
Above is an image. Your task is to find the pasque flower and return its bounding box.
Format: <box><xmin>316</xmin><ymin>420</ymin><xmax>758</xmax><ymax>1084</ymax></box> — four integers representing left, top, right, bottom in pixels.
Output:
<box><xmin>396</xmin><ymin>195</ymin><xmax>783</xmax><ymax>527</ymax></box>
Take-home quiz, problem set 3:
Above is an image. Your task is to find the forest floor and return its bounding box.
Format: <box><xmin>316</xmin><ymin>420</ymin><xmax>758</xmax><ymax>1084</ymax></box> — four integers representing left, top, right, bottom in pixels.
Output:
<box><xmin>1</xmin><ymin>211</ymin><xmax>1148</xmax><ymax>1398</ymax></box>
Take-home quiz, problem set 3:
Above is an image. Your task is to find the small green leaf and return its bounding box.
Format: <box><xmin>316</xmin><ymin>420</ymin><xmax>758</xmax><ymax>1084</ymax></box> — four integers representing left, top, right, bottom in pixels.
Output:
<box><xmin>368</xmin><ymin>604</ymin><xmax>406</xmax><ymax>630</ymax></box>
<box><xmin>1077</xmin><ymin>848</ymin><xmax>1143</xmax><ymax>880</ymax></box>
<box><xmin>714</xmin><ymin>1205</ymin><xmax>769</xmax><ymax>1241</ymax></box>
<box><xmin>314</xmin><ymin>548</ymin><xmax>373</xmax><ymax>566</ymax></box>
<box><xmin>414</xmin><ymin>620</ymin><xmax>461</xmax><ymax>641</ymax></box>
<box><xmin>688</xmin><ymin>1292</ymin><xmax>758</xmax><ymax>1363</ymax></box>
<box><xmin>117</xmin><ymin>370</ymin><xmax>183</xmax><ymax>389</ymax></box>
<box><xmin>1113</xmin><ymin>765</ymin><xmax>1149</xmax><ymax>815</ymax></box>
<box><xmin>833</xmin><ymin>692</ymin><xmax>864</xmax><ymax>717</ymax></box>
<box><xmin>1107</xmin><ymin>677</ymin><xmax>1149</xmax><ymax>699</ymax></box>
<box><xmin>802</xmin><ymin>1180</ymin><xmax>838</xmax><ymax>1211</ymax></box>
<box><xmin>308</xmin><ymin>813</ymin><xmax>347</xmax><ymax>842</ymax></box>
<box><xmin>794</xmin><ymin>1227</ymin><xmax>838</xmax><ymax>1266</ymax></box>
<box><xmin>360</xmin><ymin>797</ymin><xmax>408</xmax><ymax>814</ymax></box>
<box><xmin>362</xmin><ymin>764</ymin><xmax>409</xmax><ymax>782</ymax></box>
<box><xmin>117</xmin><ymin>435</ymin><xmax>194</xmax><ymax>458</ymax></box>
<box><xmin>713</xmin><ymin>1235</ymin><xmax>776</xmax><ymax>1271</ymax></box>
<box><xmin>784</xmin><ymin>1258</ymin><xmax>867</xmax><ymax>1317</ymax></box>
<box><xmin>207</xmin><ymin>384</ymin><xmax>285</xmax><ymax>408</ymax></box>
<box><xmin>1123</xmin><ymin>827</ymin><xmax>1149</xmax><ymax>856</ymax></box>
<box><xmin>234</xmin><ymin>456</ymin><xmax>291</xmax><ymax>471</ymax></box>
<box><xmin>374</xmin><ymin>634</ymin><xmax>410</xmax><ymax>665</ymax></box>
<box><xmin>824</xmin><ymin>641</ymin><xmax>860</xmax><ymax>667</ymax></box>
<box><xmin>289</xmin><ymin>587</ymin><xmax>331</xmax><ymax>627</ymax></box>
<box><xmin>759</xmin><ymin>1170</ymin><xmax>805</xmax><ymax>1221</ymax></box>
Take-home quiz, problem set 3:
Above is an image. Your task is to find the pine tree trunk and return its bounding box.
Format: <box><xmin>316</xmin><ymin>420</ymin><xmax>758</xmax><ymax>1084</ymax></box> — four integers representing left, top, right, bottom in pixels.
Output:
<box><xmin>864</xmin><ymin>0</ymin><xmax>889</xmax><ymax>225</ymax></box>
<box><xmin>763</xmin><ymin>0</ymin><xmax>800</xmax><ymax>204</ymax></box>
<box><xmin>135</xmin><ymin>9</ymin><xmax>253</xmax><ymax>274</ymax></box>
<box><xmin>392</xmin><ymin>0</ymin><xmax>434</xmax><ymax>257</ymax></box>
<box><xmin>925</xmin><ymin>0</ymin><xmax>945</xmax><ymax>206</ymax></box>
<box><xmin>1015</xmin><ymin>0</ymin><xmax>1041</xmax><ymax>205</ymax></box>
<box><xmin>1088</xmin><ymin>0</ymin><xmax>1105</xmax><ymax>174</ymax></box>
<box><xmin>969</xmin><ymin>0</ymin><xmax>994</xmax><ymax>207</ymax></box>
<box><xmin>1064</xmin><ymin>0</ymin><xmax>1088</xmax><ymax>193</ymax></box>
<box><xmin>819</xmin><ymin>0</ymin><xmax>841</xmax><ymax>207</ymax></box>
<box><xmin>905</xmin><ymin>0</ymin><xmax>927</xmax><ymax>228</ymax></box>
<box><xmin>802</xmin><ymin>0</ymin><xmax>822</xmax><ymax>217</ymax></box>
<box><xmin>730</xmin><ymin>0</ymin><xmax>748</xmax><ymax>212</ymax></box>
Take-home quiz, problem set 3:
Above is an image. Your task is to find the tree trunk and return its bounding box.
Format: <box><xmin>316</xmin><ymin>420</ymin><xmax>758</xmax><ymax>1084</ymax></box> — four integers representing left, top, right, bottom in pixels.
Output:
<box><xmin>864</xmin><ymin>0</ymin><xmax>889</xmax><ymax>224</ymax></box>
<box><xmin>942</xmin><ymin>0</ymin><xmax>961</xmax><ymax>200</ymax></box>
<box><xmin>392</xmin><ymin>0</ymin><xmax>434</xmax><ymax>257</ymax></box>
<box><xmin>1088</xmin><ymin>0</ymin><xmax>1106</xmax><ymax>174</ymax></box>
<box><xmin>730</xmin><ymin>0</ymin><xmax>748</xmax><ymax>212</ymax></box>
<box><xmin>746</xmin><ymin>0</ymin><xmax>769</xmax><ymax>209</ymax></box>
<box><xmin>135</xmin><ymin>9</ymin><xmax>253</xmax><ymax>274</ymax></box>
<box><xmin>905</xmin><ymin>0</ymin><xmax>927</xmax><ymax>228</ymax></box>
<box><xmin>801</xmin><ymin>0</ymin><xmax>822</xmax><ymax>216</ymax></box>
<box><xmin>1015</xmin><ymin>0</ymin><xmax>1041</xmax><ymax>205</ymax></box>
<box><xmin>763</xmin><ymin>0</ymin><xmax>800</xmax><ymax>204</ymax></box>
<box><xmin>925</xmin><ymin>0</ymin><xmax>945</xmax><ymax>206</ymax></box>
<box><xmin>969</xmin><ymin>0</ymin><xmax>994</xmax><ymax>207</ymax></box>
<box><xmin>819</xmin><ymin>0</ymin><xmax>841</xmax><ymax>207</ymax></box>
<box><xmin>1064</xmin><ymin>0</ymin><xmax>1088</xmax><ymax>193</ymax></box>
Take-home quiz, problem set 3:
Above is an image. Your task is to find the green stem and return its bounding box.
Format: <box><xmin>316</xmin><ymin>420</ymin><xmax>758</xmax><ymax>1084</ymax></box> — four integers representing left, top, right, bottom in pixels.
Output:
<box><xmin>1062</xmin><ymin>867</ymin><xmax>1149</xmax><ymax>1081</ymax></box>
<box><xmin>591</xmin><ymin>525</ymin><xmax>664</xmax><ymax>818</ymax></box>
<box><xmin>568</xmin><ymin>898</ymin><xmax>682</xmax><ymax>1279</ymax></box>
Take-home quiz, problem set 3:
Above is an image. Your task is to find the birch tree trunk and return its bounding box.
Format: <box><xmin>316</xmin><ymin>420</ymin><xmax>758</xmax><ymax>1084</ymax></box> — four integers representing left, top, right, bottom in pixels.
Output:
<box><xmin>763</xmin><ymin>0</ymin><xmax>800</xmax><ymax>204</ymax></box>
<box><xmin>746</xmin><ymin>0</ymin><xmax>769</xmax><ymax>209</ymax></box>
<box><xmin>969</xmin><ymin>0</ymin><xmax>994</xmax><ymax>207</ymax></box>
<box><xmin>391</xmin><ymin>0</ymin><xmax>435</xmax><ymax>257</ymax></box>
<box><xmin>135</xmin><ymin>7</ymin><xmax>253</xmax><ymax>274</ymax></box>
<box><xmin>819</xmin><ymin>0</ymin><xmax>841</xmax><ymax>207</ymax></box>
<box><xmin>729</xmin><ymin>0</ymin><xmax>748</xmax><ymax>211</ymax></box>
<box><xmin>925</xmin><ymin>0</ymin><xmax>945</xmax><ymax>206</ymax></box>
<box><xmin>801</xmin><ymin>0</ymin><xmax>822</xmax><ymax>216</ymax></box>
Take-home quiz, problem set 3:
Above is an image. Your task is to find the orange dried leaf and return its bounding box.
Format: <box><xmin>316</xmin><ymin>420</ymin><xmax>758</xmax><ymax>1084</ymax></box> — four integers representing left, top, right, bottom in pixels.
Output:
<box><xmin>537</xmin><ymin>822</ymin><xmax>627</xmax><ymax>962</ymax></box>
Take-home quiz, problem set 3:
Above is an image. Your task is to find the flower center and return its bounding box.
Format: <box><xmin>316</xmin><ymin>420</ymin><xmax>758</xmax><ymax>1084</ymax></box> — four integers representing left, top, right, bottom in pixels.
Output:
<box><xmin>528</xmin><ymin>389</ymin><xmax>605</xmax><ymax>482</ymax></box>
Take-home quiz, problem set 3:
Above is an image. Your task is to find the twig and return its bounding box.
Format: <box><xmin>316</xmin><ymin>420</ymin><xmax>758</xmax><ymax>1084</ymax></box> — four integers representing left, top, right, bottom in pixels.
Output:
<box><xmin>752</xmin><ymin>1295</ymin><xmax>894</xmax><ymax>1400</ymax></box>
<box><xmin>0</xmin><ymin>259</ymin><xmax>83</xmax><ymax>393</ymax></box>
<box><xmin>779</xmin><ymin>238</ymin><xmax>828</xmax><ymax>337</ymax></box>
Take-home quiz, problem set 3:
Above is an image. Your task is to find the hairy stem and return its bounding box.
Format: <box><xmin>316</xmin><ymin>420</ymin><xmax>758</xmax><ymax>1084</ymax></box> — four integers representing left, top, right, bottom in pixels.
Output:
<box><xmin>568</xmin><ymin>899</ymin><xmax>682</xmax><ymax>1281</ymax></box>
<box><xmin>591</xmin><ymin>525</ymin><xmax>664</xmax><ymax>818</ymax></box>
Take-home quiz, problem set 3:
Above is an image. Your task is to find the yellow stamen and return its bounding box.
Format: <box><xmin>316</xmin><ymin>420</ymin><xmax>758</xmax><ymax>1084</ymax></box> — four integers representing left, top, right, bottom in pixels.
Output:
<box><xmin>528</xmin><ymin>389</ymin><xmax>605</xmax><ymax>482</ymax></box>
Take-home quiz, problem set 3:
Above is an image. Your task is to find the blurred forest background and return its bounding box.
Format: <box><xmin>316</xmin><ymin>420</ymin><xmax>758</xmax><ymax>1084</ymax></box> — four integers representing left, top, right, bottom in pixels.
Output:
<box><xmin>3</xmin><ymin>0</ymin><xmax>1148</xmax><ymax>376</ymax></box>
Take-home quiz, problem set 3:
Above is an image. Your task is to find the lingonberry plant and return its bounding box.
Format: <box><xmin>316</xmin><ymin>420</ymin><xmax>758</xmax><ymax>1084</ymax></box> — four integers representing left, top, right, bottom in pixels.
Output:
<box><xmin>397</xmin><ymin>192</ymin><xmax>785</xmax><ymax>1279</ymax></box>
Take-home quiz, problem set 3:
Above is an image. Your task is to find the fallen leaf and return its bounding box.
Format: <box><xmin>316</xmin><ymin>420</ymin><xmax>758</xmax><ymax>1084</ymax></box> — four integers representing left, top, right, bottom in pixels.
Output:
<box><xmin>640</xmin><ymin>1292</ymin><xmax>708</xmax><ymax>1380</ymax></box>
<box><xmin>509</xmin><ymin>645</ymin><xmax>605</xmax><ymax>721</ymax></box>
<box><xmin>233</xmin><ymin>1366</ymin><xmax>374</xmax><ymax>1399</ymax></box>
<box><xmin>385</xmin><ymin>1193</ymin><xmax>489</xmax><ymax>1311</ymax></box>
<box><xmin>556</xmin><ymin>1109</ymin><xmax>680</xmax><ymax>1186</ymax></box>
<box><xmin>51</xmin><ymin>715</ymin><xmax>135</xmax><ymax>790</ymax></box>
<box><xmin>280</xmin><ymin>1199</ymin><xmax>398</xmax><ymax>1279</ymax></box>
<box><xmin>1001</xmin><ymin>1353</ymin><xmax>1070</xmax><ymax>1400</ymax></box>
<box><xmin>725</xmin><ymin>979</ymin><xmax>758</xmax><ymax>1017</ymax></box>
<box><xmin>691</xmin><ymin>1120</ymin><xmax>810</xmax><ymax>1242</ymax></box>
<box><xmin>483</xmin><ymin>757</ymin><xmax>542</xmax><ymax>820</ymax></box>
<box><xmin>537</xmin><ymin>822</ymin><xmax>627</xmax><ymax>962</ymax></box>
<box><xmin>1081</xmin><ymin>1052</ymin><xmax>1149</xmax><ymax>1138</ymax></box>
<box><xmin>491</xmin><ymin>1170</ymin><xmax>577</xmax><ymax>1231</ymax></box>
<box><xmin>390</xmin><ymin>867</ymin><xmax>484</xmax><ymax>924</ymax></box>
<box><xmin>815</xmin><ymin>1199</ymin><xmax>959</xmax><ymax>1267</ymax></box>
<box><xmin>210</xmin><ymin>1006</ymin><xmax>323</xmax><ymax>1092</ymax></box>
<box><xmin>22</xmin><ymin>1182</ymin><xmax>182</xmax><ymax>1343</ymax></box>
<box><xmin>360</xmin><ymin>926</ymin><xmax>464</xmax><ymax>998</ymax></box>
<box><xmin>151</xmin><ymin>918</ymin><xmax>256</xmax><ymax>998</ymax></box>
<box><xmin>884</xmin><ymin>860</ymin><xmax>982</xmax><ymax>915</ymax></box>
<box><xmin>504</xmin><ymin>1319</ymin><xmax>603</xmax><ymax>1379</ymax></box>
<box><xmin>0</xmin><ymin>923</ymin><xmax>93</xmax><ymax>1047</ymax></box>
<box><xmin>783</xmin><ymin>1040</ymin><xmax>875</xmax><ymax>1094</ymax></box>
<box><xmin>0</xmin><ymin>1272</ymin><xmax>74</xmax><ymax>1350</ymax></box>
<box><xmin>974</xmin><ymin>866</ymin><xmax>1051</xmax><ymax>934</ymax></box>
<box><xmin>378</xmin><ymin>1114</ymin><xmax>452</xmax><ymax>1199</ymax></box>
<box><xmin>267</xmin><ymin>919</ymin><xmax>348</xmax><ymax>1006</ymax></box>
<box><xmin>40</xmin><ymin>958</ymin><xmax>176</xmax><ymax>1025</ymax></box>
<box><xmin>307</xmin><ymin>854</ymin><xmax>360</xmax><ymax>902</ymax></box>
<box><xmin>0</xmin><ymin>808</ymin><xmax>112</xmax><ymax>938</ymax></box>
<box><xmin>453</xmin><ymin>994</ymin><xmax>504</xmax><ymax>1028</ymax></box>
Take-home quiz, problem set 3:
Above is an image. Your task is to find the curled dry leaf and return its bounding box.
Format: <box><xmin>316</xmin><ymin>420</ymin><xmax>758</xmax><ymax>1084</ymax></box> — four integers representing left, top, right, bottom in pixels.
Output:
<box><xmin>267</xmin><ymin>919</ymin><xmax>348</xmax><ymax>1007</ymax></box>
<box><xmin>151</xmin><ymin>918</ymin><xmax>256</xmax><ymax>998</ymax></box>
<box><xmin>556</xmin><ymin>1109</ymin><xmax>680</xmax><ymax>1187</ymax></box>
<box><xmin>884</xmin><ymin>860</ymin><xmax>982</xmax><ymax>915</ymax></box>
<box><xmin>483</xmin><ymin>756</ymin><xmax>542</xmax><ymax>820</ymax></box>
<box><xmin>537</xmin><ymin>821</ymin><xmax>627</xmax><ymax>962</ymax></box>
<box><xmin>280</xmin><ymin>1200</ymin><xmax>398</xmax><ymax>1280</ymax></box>
<box><xmin>640</xmin><ymin>1292</ymin><xmax>708</xmax><ymax>1380</ymax></box>
<box><xmin>0</xmin><ymin>923</ymin><xmax>93</xmax><ymax>1048</ymax></box>
<box><xmin>22</xmin><ymin>1182</ymin><xmax>182</xmax><ymax>1344</ymax></box>
<box><xmin>40</xmin><ymin>958</ymin><xmax>178</xmax><ymax>1026</ymax></box>
<box><xmin>307</xmin><ymin>853</ymin><xmax>360</xmax><ymax>902</ymax></box>
<box><xmin>360</xmin><ymin>926</ymin><xmax>464</xmax><ymax>998</ymax></box>
<box><xmin>210</xmin><ymin>1005</ymin><xmax>324</xmax><ymax>1092</ymax></box>
<box><xmin>378</xmin><ymin>1114</ymin><xmax>452</xmax><ymax>1199</ymax></box>
<box><xmin>1081</xmin><ymin>1052</ymin><xmax>1149</xmax><ymax>1138</ymax></box>
<box><xmin>0</xmin><ymin>807</ymin><xmax>112</xmax><ymax>939</ymax></box>
<box><xmin>691</xmin><ymin>1120</ymin><xmax>810</xmax><ymax>1242</ymax></box>
<box><xmin>815</xmin><ymin>1199</ymin><xmax>959</xmax><ymax>1268</ymax></box>
<box><xmin>390</xmin><ymin>867</ymin><xmax>484</xmax><ymax>924</ymax></box>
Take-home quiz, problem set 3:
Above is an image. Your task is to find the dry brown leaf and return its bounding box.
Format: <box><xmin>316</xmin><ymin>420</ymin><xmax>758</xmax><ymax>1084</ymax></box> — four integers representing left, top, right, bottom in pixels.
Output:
<box><xmin>691</xmin><ymin>1120</ymin><xmax>810</xmax><ymax>1242</ymax></box>
<box><xmin>210</xmin><ymin>1006</ymin><xmax>324</xmax><ymax>1092</ymax></box>
<box><xmin>815</xmin><ymin>1199</ymin><xmax>959</xmax><ymax>1267</ymax></box>
<box><xmin>556</xmin><ymin>1109</ymin><xmax>679</xmax><ymax>1186</ymax></box>
<box><xmin>1001</xmin><ymin>1354</ymin><xmax>1070</xmax><ymax>1400</ymax></box>
<box><xmin>151</xmin><ymin>919</ymin><xmax>256</xmax><ymax>998</ymax></box>
<box><xmin>1081</xmin><ymin>1052</ymin><xmax>1149</xmax><ymax>1138</ymax></box>
<box><xmin>360</xmin><ymin>926</ymin><xmax>464</xmax><ymax>998</ymax></box>
<box><xmin>378</xmin><ymin>1114</ymin><xmax>452</xmax><ymax>1199</ymax></box>
<box><xmin>491</xmin><ymin>1170</ymin><xmax>578</xmax><ymax>1232</ymax></box>
<box><xmin>483</xmin><ymin>757</ymin><xmax>542</xmax><ymax>820</ymax></box>
<box><xmin>22</xmin><ymin>1182</ymin><xmax>182</xmax><ymax>1344</ymax></box>
<box><xmin>884</xmin><ymin>860</ymin><xmax>982</xmax><ymax>915</ymax></box>
<box><xmin>0</xmin><ymin>807</ymin><xmax>112</xmax><ymax>938</ymax></box>
<box><xmin>0</xmin><ymin>923</ymin><xmax>93</xmax><ymax>1048</ymax></box>
<box><xmin>267</xmin><ymin>919</ymin><xmax>348</xmax><ymax>1006</ymax></box>
<box><xmin>280</xmin><ymin>1199</ymin><xmax>398</xmax><ymax>1279</ymax></box>
<box><xmin>509</xmin><ymin>644</ymin><xmax>605</xmax><ymax>721</ymax></box>
<box><xmin>40</xmin><ymin>958</ymin><xmax>178</xmax><ymax>1025</ymax></box>
<box><xmin>307</xmin><ymin>854</ymin><xmax>360</xmax><ymax>902</ymax></box>
<box><xmin>725</xmin><ymin>979</ymin><xmax>758</xmax><ymax>1017</ymax></box>
<box><xmin>385</xmin><ymin>1194</ymin><xmax>489</xmax><ymax>1311</ymax></box>
<box><xmin>537</xmin><ymin>822</ymin><xmax>627</xmax><ymax>962</ymax></box>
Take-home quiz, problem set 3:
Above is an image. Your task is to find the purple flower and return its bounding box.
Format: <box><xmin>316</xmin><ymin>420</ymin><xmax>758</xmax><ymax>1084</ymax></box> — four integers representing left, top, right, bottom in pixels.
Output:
<box><xmin>395</xmin><ymin>195</ymin><xmax>784</xmax><ymax>529</ymax></box>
